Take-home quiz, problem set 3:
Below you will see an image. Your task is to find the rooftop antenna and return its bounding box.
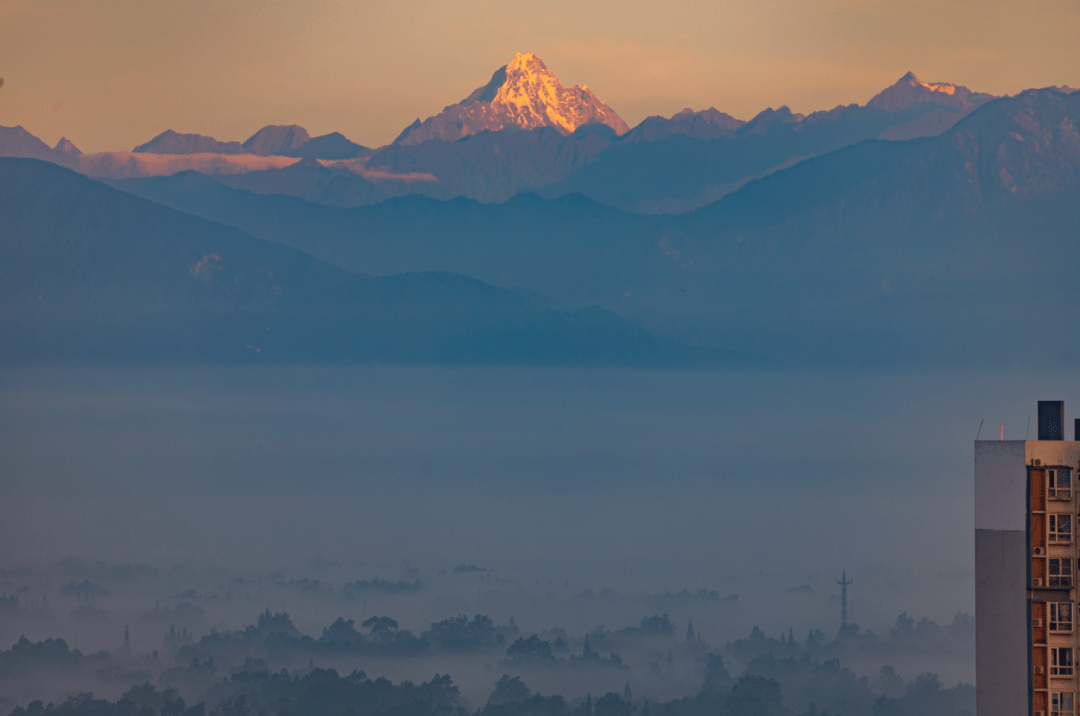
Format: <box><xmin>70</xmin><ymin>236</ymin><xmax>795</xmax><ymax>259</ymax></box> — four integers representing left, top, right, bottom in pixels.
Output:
<box><xmin>976</xmin><ymin>418</ymin><xmax>984</xmax><ymax>440</ymax></box>
<box><xmin>1000</xmin><ymin>425</ymin><xmax>1004</xmax><ymax>441</ymax></box>
<box><xmin>836</xmin><ymin>571</ymin><xmax>853</xmax><ymax>628</ymax></box>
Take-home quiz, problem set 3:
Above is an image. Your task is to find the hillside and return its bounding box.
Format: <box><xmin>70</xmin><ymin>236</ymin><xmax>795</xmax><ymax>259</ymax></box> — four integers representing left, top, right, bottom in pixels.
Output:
<box><xmin>109</xmin><ymin>89</ymin><xmax>1080</xmax><ymax>367</ymax></box>
<box><xmin>0</xmin><ymin>159</ymin><xmax>694</xmax><ymax>366</ymax></box>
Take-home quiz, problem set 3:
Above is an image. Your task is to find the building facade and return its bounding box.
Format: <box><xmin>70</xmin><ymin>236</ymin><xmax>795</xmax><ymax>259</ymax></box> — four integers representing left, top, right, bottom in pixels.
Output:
<box><xmin>976</xmin><ymin>401</ymin><xmax>1080</xmax><ymax>716</ymax></box>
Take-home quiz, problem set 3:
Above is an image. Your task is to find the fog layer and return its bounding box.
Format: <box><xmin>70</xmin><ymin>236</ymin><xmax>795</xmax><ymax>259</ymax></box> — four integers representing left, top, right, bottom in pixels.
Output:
<box><xmin>2</xmin><ymin>365</ymin><xmax>1071</xmax><ymax>697</ymax></box>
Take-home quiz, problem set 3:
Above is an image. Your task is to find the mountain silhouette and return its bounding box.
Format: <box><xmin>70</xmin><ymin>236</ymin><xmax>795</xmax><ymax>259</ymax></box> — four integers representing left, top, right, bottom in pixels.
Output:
<box><xmin>1</xmin><ymin>72</ymin><xmax>1008</xmax><ymax>213</ymax></box>
<box><xmin>133</xmin><ymin>129</ymin><xmax>246</xmax><ymax>155</ymax></box>
<box><xmin>131</xmin><ymin>125</ymin><xmax>367</xmax><ymax>159</ymax></box>
<box><xmin>242</xmin><ymin>125</ymin><xmax>311</xmax><ymax>155</ymax></box>
<box><xmin>621</xmin><ymin>108</ymin><xmax>746</xmax><ymax>142</ymax></box>
<box><xmin>0</xmin><ymin>125</ymin><xmax>74</xmax><ymax>163</ymax></box>
<box><xmin>283</xmin><ymin>132</ymin><xmax>368</xmax><ymax>159</ymax></box>
<box><xmin>108</xmin><ymin>88</ymin><xmax>1080</xmax><ymax>367</ymax></box>
<box><xmin>0</xmin><ymin>158</ymin><xmax>696</xmax><ymax>366</ymax></box>
<box><xmin>866</xmin><ymin>71</ymin><xmax>996</xmax><ymax>139</ymax></box>
<box><xmin>54</xmin><ymin>137</ymin><xmax>82</xmax><ymax>155</ymax></box>
<box><xmin>867</xmin><ymin>71</ymin><xmax>994</xmax><ymax>113</ymax></box>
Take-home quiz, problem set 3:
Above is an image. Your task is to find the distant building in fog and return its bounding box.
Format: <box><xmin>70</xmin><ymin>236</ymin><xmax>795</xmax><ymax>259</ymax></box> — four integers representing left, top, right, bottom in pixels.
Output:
<box><xmin>976</xmin><ymin>401</ymin><xmax>1080</xmax><ymax>716</ymax></box>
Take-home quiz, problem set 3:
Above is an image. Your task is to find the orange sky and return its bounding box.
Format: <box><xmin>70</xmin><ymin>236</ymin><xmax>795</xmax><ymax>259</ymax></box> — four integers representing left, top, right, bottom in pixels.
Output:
<box><xmin>0</xmin><ymin>0</ymin><xmax>1077</xmax><ymax>153</ymax></box>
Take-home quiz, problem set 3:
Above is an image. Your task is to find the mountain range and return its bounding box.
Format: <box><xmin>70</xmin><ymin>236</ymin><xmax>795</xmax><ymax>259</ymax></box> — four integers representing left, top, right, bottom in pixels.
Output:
<box><xmin>2</xmin><ymin>55</ymin><xmax>1078</xmax><ymax>367</ymax></box>
<box><xmin>105</xmin><ymin>87</ymin><xmax>1080</xmax><ymax>367</ymax></box>
<box><xmin>0</xmin><ymin>55</ymin><xmax>1017</xmax><ymax>213</ymax></box>
<box><xmin>0</xmin><ymin>158</ymin><xmax>692</xmax><ymax>365</ymax></box>
<box><xmin>133</xmin><ymin>124</ymin><xmax>369</xmax><ymax>160</ymax></box>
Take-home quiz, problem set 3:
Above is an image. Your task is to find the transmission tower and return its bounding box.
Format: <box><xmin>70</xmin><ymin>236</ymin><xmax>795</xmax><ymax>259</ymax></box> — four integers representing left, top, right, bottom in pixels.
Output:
<box><xmin>836</xmin><ymin>571</ymin><xmax>853</xmax><ymax>628</ymax></box>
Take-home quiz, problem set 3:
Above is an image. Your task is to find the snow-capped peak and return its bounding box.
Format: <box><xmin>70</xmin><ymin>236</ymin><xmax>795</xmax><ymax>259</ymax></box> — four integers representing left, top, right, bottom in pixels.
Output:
<box><xmin>867</xmin><ymin>72</ymin><xmax>993</xmax><ymax>113</ymax></box>
<box><xmin>394</xmin><ymin>52</ymin><xmax>628</xmax><ymax>145</ymax></box>
<box><xmin>899</xmin><ymin>71</ymin><xmax>957</xmax><ymax>96</ymax></box>
<box><xmin>489</xmin><ymin>52</ymin><xmax>627</xmax><ymax>135</ymax></box>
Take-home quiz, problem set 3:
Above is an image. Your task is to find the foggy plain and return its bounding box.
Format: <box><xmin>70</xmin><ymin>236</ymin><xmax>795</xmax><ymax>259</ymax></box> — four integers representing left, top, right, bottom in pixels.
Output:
<box><xmin>3</xmin><ymin>364</ymin><xmax>1070</xmax><ymax>702</ymax></box>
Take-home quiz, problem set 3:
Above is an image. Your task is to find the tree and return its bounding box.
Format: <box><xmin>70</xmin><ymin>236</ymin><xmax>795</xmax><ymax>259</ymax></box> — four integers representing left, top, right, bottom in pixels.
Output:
<box><xmin>361</xmin><ymin>616</ymin><xmax>399</xmax><ymax>637</ymax></box>
<box><xmin>639</xmin><ymin>615</ymin><xmax>674</xmax><ymax>635</ymax></box>
<box><xmin>725</xmin><ymin>675</ymin><xmax>784</xmax><ymax>716</ymax></box>
<box><xmin>322</xmin><ymin>618</ymin><xmax>364</xmax><ymax>646</ymax></box>
<box><xmin>594</xmin><ymin>693</ymin><xmax>632</xmax><ymax>716</ymax></box>
<box><xmin>505</xmin><ymin>635</ymin><xmax>554</xmax><ymax>661</ymax></box>
<box><xmin>428</xmin><ymin>614</ymin><xmax>496</xmax><ymax>649</ymax></box>
<box><xmin>703</xmin><ymin>653</ymin><xmax>732</xmax><ymax>691</ymax></box>
<box><xmin>488</xmin><ymin>675</ymin><xmax>532</xmax><ymax>705</ymax></box>
<box><xmin>255</xmin><ymin>610</ymin><xmax>298</xmax><ymax>636</ymax></box>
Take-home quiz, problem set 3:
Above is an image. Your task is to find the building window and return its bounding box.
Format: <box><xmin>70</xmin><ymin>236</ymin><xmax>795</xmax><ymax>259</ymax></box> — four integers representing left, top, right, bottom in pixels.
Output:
<box><xmin>1052</xmin><ymin>648</ymin><xmax>1075</xmax><ymax>676</ymax></box>
<box><xmin>1051</xmin><ymin>560</ymin><xmax>1075</xmax><ymax>588</ymax></box>
<box><xmin>1050</xmin><ymin>469</ymin><xmax>1073</xmax><ymax>499</ymax></box>
<box><xmin>1049</xmin><ymin>561</ymin><xmax>1075</xmax><ymax>587</ymax></box>
<box><xmin>1051</xmin><ymin>603</ymin><xmax>1074</xmax><ymax>632</ymax></box>
<box><xmin>1053</xmin><ymin>691</ymin><xmax>1075</xmax><ymax>716</ymax></box>
<box><xmin>1051</xmin><ymin>515</ymin><xmax>1074</xmax><ymax>543</ymax></box>
<box><xmin>1049</xmin><ymin>469</ymin><xmax>1074</xmax><ymax>499</ymax></box>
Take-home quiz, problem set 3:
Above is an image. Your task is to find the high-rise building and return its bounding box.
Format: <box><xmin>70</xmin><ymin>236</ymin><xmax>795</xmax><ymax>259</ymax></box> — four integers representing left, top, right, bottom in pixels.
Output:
<box><xmin>976</xmin><ymin>401</ymin><xmax>1080</xmax><ymax>716</ymax></box>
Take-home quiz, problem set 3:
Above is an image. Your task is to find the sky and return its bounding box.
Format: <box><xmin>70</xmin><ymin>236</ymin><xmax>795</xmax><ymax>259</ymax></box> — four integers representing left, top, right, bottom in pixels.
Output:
<box><xmin>0</xmin><ymin>0</ymin><xmax>1078</xmax><ymax>153</ymax></box>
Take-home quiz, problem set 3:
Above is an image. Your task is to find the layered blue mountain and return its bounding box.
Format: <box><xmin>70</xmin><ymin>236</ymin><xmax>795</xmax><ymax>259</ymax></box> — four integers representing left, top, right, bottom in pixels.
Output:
<box><xmin>210</xmin><ymin>157</ymin><xmax>451</xmax><ymax>206</ymax></box>
<box><xmin>0</xmin><ymin>158</ymin><xmax>693</xmax><ymax>366</ymax></box>
<box><xmin>0</xmin><ymin>70</ymin><xmax>1004</xmax><ymax>214</ymax></box>
<box><xmin>225</xmin><ymin>71</ymin><xmax>997</xmax><ymax>212</ymax></box>
<box><xmin>110</xmin><ymin>88</ymin><xmax>1080</xmax><ymax>367</ymax></box>
<box><xmin>132</xmin><ymin>129</ymin><xmax>246</xmax><ymax>155</ymax></box>
<box><xmin>0</xmin><ymin>125</ymin><xmax>81</xmax><ymax>164</ymax></box>
<box><xmin>132</xmin><ymin>124</ymin><xmax>368</xmax><ymax>159</ymax></box>
<box><xmin>533</xmin><ymin>73</ymin><xmax>996</xmax><ymax>212</ymax></box>
<box><xmin>202</xmin><ymin>71</ymin><xmax>995</xmax><ymax>211</ymax></box>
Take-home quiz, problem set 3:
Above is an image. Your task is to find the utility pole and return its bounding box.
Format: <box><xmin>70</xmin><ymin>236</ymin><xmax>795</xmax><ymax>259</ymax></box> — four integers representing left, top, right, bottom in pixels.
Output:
<box><xmin>836</xmin><ymin>571</ymin><xmax>853</xmax><ymax>628</ymax></box>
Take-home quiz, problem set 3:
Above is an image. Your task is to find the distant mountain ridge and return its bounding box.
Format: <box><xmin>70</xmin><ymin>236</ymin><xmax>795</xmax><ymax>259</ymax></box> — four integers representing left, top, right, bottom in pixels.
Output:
<box><xmin>867</xmin><ymin>71</ymin><xmax>996</xmax><ymax>140</ymax></box>
<box><xmin>622</xmin><ymin>108</ymin><xmax>746</xmax><ymax>142</ymax></box>
<box><xmin>107</xmin><ymin>88</ymin><xmax>1080</xmax><ymax>368</ymax></box>
<box><xmin>242</xmin><ymin>125</ymin><xmax>311</xmax><ymax>155</ymax></box>
<box><xmin>2</xmin><ymin>68</ymin><xmax>1061</xmax><ymax>215</ymax></box>
<box><xmin>394</xmin><ymin>52</ymin><xmax>630</xmax><ymax>145</ymax></box>
<box><xmin>0</xmin><ymin>125</ymin><xmax>76</xmax><ymax>163</ymax></box>
<box><xmin>133</xmin><ymin>129</ymin><xmax>246</xmax><ymax>155</ymax></box>
<box><xmin>867</xmin><ymin>71</ymin><xmax>994</xmax><ymax>113</ymax></box>
<box><xmin>0</xmin><ymin>158</ymin><xmax>693</xmax><ymax>366</ymax></box>
<box><xmin>291</xmin><ymin>69</ymin><xmax>1011</xmax><ymax>211</ymax></box>
<box><xmin>133</xmin><ymin>124</ymin><xmax>367</xmax><ymax>159</ymax></box>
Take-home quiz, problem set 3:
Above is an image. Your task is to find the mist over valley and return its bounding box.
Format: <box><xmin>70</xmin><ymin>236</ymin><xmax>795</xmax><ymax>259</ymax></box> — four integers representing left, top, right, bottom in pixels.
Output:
<box><xmin>1</xmin><ymin>24</ymin><xmax>1077</xmax><ymax>716</ymax></box>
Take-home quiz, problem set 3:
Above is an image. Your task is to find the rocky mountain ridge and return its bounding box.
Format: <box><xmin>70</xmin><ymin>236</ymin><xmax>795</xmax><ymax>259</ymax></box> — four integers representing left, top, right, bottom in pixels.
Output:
<box><xmin>7</xmin><ymin>69</ymin><xmax>1076</xmax><ymax>214</ymax></box>
<box><xmin>132</xmin><ymin>125</ymin><xmax>367</xmax><ymax>159</ymax></box>
<box><xmin>106</xmin><ymin>88</ymin><xmax>1080</xmax><ymax>368</ymax></box>
<box><xmin>867</xmin><ymin>71</ymin><xmax>995</xmax><ymax>113</ymax></box>
<box><xmin>394</xmin><ymin>52</ymin><xmax>629</xmax><ymax>145</ymax></box>
<box><xmin>0</xmin><ymin>158</ymin><xmax>689</xmax><ymax>366</ymax></box>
